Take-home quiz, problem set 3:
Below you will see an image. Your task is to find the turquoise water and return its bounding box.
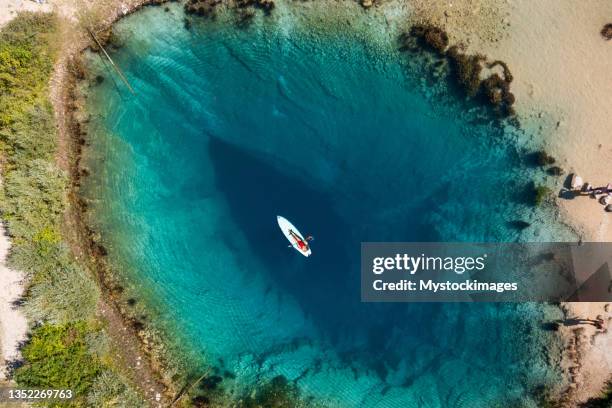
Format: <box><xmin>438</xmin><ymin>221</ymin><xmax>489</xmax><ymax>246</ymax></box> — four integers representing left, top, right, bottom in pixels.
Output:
<box><xmin>84</xmin><ymin>4</ymin><xmax>572</xmax><ymax>407</ymax></box>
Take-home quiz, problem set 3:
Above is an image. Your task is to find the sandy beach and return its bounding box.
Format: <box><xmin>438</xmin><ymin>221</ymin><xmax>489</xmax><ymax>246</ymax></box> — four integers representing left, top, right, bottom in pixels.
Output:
<box><xmin>0</xmin><ymin>0</ymin><xmax>51</xmax><ymax>27</ymax></box>
<box><xmin>0</xmin><ymin>224</ymin><xmax>27</xmax><ymax>382</ymax></box>
<box><xmin>409</xmin><ymin>0</ymin><xmax>612</xmax><ymax>403</ymax></box>
<box><xmin>411</xmin><ymin>0</ymin><xmax>612</xmax><ymax>242</ymax></box>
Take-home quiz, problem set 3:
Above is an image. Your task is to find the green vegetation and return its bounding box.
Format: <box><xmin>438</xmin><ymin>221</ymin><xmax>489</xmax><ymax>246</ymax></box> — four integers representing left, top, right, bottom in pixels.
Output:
<box><xmin>87</xmin><ymin>370</ymin><xmax>145</xmax><ymax>407</ymax></box>
<box><xmin>0</xmin><ymin>12</ymin><xmax>142</xmax><ymax>406</ymax></box>
<box><xmin>533</xmin><ymin>184</ymin><xmax>552</xmax><ymax>206</ymax></box>
<box><xmin>239</xmin><ymin>376</ymin><xmax>303</xmax><ymax>408</ymax></box>
<box><xmin>14</xmin><ymin>322</ymin><xmax>102</xmax><ymax>395</ymax></box>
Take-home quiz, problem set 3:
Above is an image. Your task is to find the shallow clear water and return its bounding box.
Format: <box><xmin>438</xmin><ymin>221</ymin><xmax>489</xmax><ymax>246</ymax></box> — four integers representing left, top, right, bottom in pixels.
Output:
<box><xmin>84</xmin><ymin>4</ymin><xmax>571</xmax><ymax>407</ymax></box>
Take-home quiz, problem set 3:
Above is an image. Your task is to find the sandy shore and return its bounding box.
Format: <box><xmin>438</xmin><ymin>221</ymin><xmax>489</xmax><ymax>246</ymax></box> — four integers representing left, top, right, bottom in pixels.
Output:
<box><xmin>557</xmin><ymin>303</ymin><xmax>612</xmax><ymax>403</ymax></box>
<box><xmin>409</xmin><ymin>0</ymin><xmax>612</xmax><ymax>403</ymax></box>
<box><xmin>0</xmin><ymin>0</ymin><xmax>51</xmax><ymax>27</ymax></box>
<box><xmin>0</xmin><ymin>224</ymin><xmax>27</xmax><ymax>382</ymax></box>
<box><xmin>411</xmin><ymin>0</ymin><xmax>612</xmax><ymax>241</ymax></box>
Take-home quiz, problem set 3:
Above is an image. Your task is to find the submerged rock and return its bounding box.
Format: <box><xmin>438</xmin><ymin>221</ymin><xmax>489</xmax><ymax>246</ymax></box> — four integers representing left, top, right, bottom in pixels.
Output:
<box><xmin>399</xmin><ymin>24</ymin><xmax>516</xmax><ymax>117</ymax></box>
<box><xmin>234</xmin><ymin>0</ymin><xmax>275</xmax><ymax>14</ymax></box>
<box><xmin>409</xmin><ymin>24</ymin><xmax>449</xmax><ymax>54</ymax></box>
<box><xmin>509</xmin><ymin>220</ymin><xmax>531</xmax><ymax>230</ymax></box>
<box><xmin>185</xmin><ymin>0</ymin><xmax>221</xmax><ymax>17</ymax></box>
<box><xmin>535</xmin><ymin>150</ymin><xmax>556</xmax><ymax>166</ymax></box>
<box><xmin>446</xmin><ymin>46</ymin><xmax>486</xmax><ymax>97</ymax></box>
<box><xmin>547</xmin><ymin>166</ymin><xmax>564</xmax><ymax>176</ymax></box>
<box><xmin>235</xmin><ymin>8</ymin><xmax>256</xmax><ymax>28</ymax></box>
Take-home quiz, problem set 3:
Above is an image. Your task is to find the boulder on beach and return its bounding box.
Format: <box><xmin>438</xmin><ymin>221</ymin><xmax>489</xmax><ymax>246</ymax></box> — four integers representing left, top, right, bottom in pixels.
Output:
<box><xmin>570</xmin><ymin>174</ymin><xmax>583</xmax><ymax>190</ymax></box>
<box><xmin>601</xmin><ymin>23</ymin><xmax>612</xmax><ymax>40</ymax></box>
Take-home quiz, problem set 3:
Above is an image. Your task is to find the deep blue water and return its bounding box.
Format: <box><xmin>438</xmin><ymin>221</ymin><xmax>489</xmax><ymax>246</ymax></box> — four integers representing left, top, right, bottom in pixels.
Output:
<box><xmin>84</xmin><ymin>4</ymin><xmax>570</xmax><ymax>407</ymax></box>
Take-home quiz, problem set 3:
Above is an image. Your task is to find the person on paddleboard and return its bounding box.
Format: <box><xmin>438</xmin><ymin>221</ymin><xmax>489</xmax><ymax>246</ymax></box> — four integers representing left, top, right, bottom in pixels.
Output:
<box><xmin>288</xmin><ymin>229</ymin><xmax>313</xmax><ymax>252</ymax></box>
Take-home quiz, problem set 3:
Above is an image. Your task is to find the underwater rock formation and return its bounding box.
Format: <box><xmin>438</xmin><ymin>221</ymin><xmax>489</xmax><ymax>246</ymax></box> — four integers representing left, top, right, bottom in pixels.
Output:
<box><xmin>400</xmin><ymin>25</ymin><xmax>516</xmax><ymax>117</ymax></box>
<box><xmin>408</xmin><ymin>24</ymin><xmax>449</xmax><ymax>54</ymax></box>
<box><xmin>546</xmin><ymin>166</ymin><xmax>564</xmax><ymax>176</ymax></box>
<box><xmin>535</xmin><ymin>150</ymin><xmax>556</xmax><ymax>166</ymax></box>
<box><xmin>185</xmin><ymin>0</ymin><xmax>221</xmax><ymax>17</ymax></box>
<box><xmin>185</xmin><ymin>0</ymin><xmax>274</xmax><ymax>19</ymax></box>
<box><xmin>446</xmin><ymin>46</ymin><xmax>515</xmax><ymax>116</ymax></box>
<box><xmin>236</xmin><ymin>0</ymin><xmax>275</xmax><ymax>15</ymax></box>
<box><xmin>509</xmin><ymin>220</ymin><xmax>531</xmax><ymax>230</ymax></box>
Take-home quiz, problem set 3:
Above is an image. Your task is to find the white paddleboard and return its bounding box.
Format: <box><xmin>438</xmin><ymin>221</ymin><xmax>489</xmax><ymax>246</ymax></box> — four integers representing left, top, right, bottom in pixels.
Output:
<box><xmin>277</xmin><ymin>215</ymin><xmax>311</xmax><ymax>257</ymax></box>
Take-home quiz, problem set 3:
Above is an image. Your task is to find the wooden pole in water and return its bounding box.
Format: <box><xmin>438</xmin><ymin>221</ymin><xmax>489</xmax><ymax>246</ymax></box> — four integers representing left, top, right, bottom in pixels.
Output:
<box><xmin>169</xmin><ymin>370</ymin><xmax>211</xmax><ymax>407</ymax></box>
<box><xmin>86</xmin><ymin>27</ymin><xmax>136</xmax><ymax>95</ymax></box>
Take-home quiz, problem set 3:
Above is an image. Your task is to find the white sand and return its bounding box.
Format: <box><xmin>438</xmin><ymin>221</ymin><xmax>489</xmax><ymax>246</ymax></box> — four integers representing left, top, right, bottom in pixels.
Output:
<box><xmin>0</xmin><ymin>225</ymin><xmax>27</xmax><ymax>382</ymax></box>
<box><xmin>558</xmin><ymin>302</ymin><xmax>612</xmax><ymax>402</ymax></box>
<box><xmin>471</xmin><ymin>2</ymin><xmax>612</xmax><ymax>402</ymax></box>
<box><xmin>482</xmin><ymin>1</ymin><xmax>612</xmax><ymax>243</ymax></box>
<box><xmin>0</xmin><ymin>0</ymin><xmax>51</xmax><ymax>27</ymax></box>
<box><xmin>419</xmin><ymin>0</ymin><xmax>612</xmax><ymax>242</ymax></box>
<box><xmin>418</xmin><ymin>0</ymin><xmax>612</xmax><ymax>402</ymax></box>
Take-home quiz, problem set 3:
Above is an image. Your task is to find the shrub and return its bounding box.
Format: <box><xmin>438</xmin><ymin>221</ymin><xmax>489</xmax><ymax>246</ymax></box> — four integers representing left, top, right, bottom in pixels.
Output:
<box><xmin>24</xmin><ymin>247</ymin><xmax>100</xmax><ymax>323</ymax></box>
<box><xmin>87</xmin><ymin>370</ymin><xmax>145</xmax><ymax>408</ymax></box>
<box><xmin>533</xmin><ymin>184</ymin><xmax>552</xmax><ymax>206</ymax></box>
<box><xmin>0</xmin><ymin>13</ymin><xmax>57</xmax><ymax>129</ymax></box>
<box><xmin>14</xmin><ymin>322</ymin><xmax>102</xmax><ymax>397</ymax></box>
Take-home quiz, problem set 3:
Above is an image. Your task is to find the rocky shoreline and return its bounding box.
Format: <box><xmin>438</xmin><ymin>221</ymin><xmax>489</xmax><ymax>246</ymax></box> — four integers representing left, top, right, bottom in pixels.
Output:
<box><xmin>49</xmin><ymin>0</ymin><xmax>183</xmax><ymax>405</ymax></box>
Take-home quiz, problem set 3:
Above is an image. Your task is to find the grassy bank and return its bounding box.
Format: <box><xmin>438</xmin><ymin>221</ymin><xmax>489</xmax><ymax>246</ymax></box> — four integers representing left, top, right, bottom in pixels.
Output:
<box><xmin>0</xmin><ymin>12</ymin><xmax>144</xmax><ymax>406</ymax></box>
<box><xmin>0</xmin><ymin>9</ymin><xmax>312</xmax><ymax>407</ymax></box>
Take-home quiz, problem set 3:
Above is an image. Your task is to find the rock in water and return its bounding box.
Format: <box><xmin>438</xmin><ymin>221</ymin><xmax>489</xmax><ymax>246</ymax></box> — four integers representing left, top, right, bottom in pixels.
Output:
<box><xmin>547</xmin><ymin>166</ymin><xmax>564</xmax><ymax>176</ymax></box>
<box><xmin>509</xmin><ymin>220</ymin><xmax>531</xmax><ymax>230</ymax></box>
